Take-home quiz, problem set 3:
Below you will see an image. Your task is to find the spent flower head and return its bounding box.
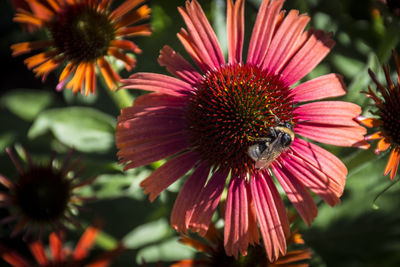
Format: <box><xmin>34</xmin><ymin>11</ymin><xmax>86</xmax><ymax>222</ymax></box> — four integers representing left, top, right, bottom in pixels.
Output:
<box><xmin>0</xmin><ymin>223</ymin><xmax>123</xmax><ymax>267</ymax></box>
<box><xmin>11</xmin><ymin>0</ymin><xmax>151</xmax><ymax>95</ymax></box>
<box><xmin>359</xmin><ymin>51</ymin><xmax>400</xmax><ymax>180</ymax></box>
<box><xmin>0</xmin><ymin>147</ymin><xmax>94</xmax><ymax>237</ymax></box>
<box><xmin>171</xmin><ymin>222</ymin><xmax>311</xmax><ymax>267</ymax></box>
<box><xmin>116</xmin><ymin>0</ymin><xmax>367</xmax><ymax>261</ymax></box>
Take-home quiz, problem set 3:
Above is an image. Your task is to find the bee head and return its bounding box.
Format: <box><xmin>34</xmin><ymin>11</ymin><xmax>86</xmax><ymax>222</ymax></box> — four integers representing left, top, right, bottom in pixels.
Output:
<box><xmin>280</xmin><ymin>131</ymin><xmax>293</xmax><ymax>147</ymax></box>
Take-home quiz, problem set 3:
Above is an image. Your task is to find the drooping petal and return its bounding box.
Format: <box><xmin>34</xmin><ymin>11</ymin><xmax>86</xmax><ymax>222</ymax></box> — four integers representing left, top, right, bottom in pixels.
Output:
<box><xmin>279</xmin><ymin>29</ymin><xmax>335</xmax><ymax>86</ymax></box>
<box><xmin>283</xmin><ymin>155</ymin><xmax>342</xmax><ymax>206</ymax></box>
<box><xmin>294</xmin><ymin>122</ymin><xmax>366</xmax><ymax>147</ymax></box>
<box><xmin>73</xmin><ymin>225</ymin><xmax>99</xmax><ymax>261</ymax></box>
<box><xmin>247</xmin><ymin>0</ymin><xmax>284</xmax><ymax>66</ymax></box>
<box><xmin>376</xmin><ymin>137</ymin><xmax>392</xmax><ymax>154</ymax></box>
<box><xmin>384</xmin><ymin>147</ymin><xmax>400</xmax><ymax>180</ymax></box>
<box><xmin>290</xmin><ymin>74</ymin><xmax>346</xmax><ymax>102</ymax></box>
<box><xmin>140</xmin><ymin>152</ymin><xmax>199</xmax><ymax>202</ymax></box>
<box><xmin>224</xmin><ymin>177</ymin><xmax>249</xmax><ymax>258</ymax></box>
<box><xmin>171</xmin><ymin>162</ymin><xmax>210</xmax><ymax>233</ymax></box>
<box><xmin>0</xmin><ymin>244</ymin><xmax>30</xmax><ymax>267</ymax></box>
<box><xmin>291</xmin><ymin>138</ymin><xmax>347</xmax><ymax>181</ymax></box>
<box><xmin>251</xmin><ymin>172</ymin><xmax>289</xmax><ymax>262</ymax></box>
<box><xmin>118</xmin><ymin>134</ymin><xmax>190</xmax><ymax>170</ymax></box>
<box><xmin>133</xmin><ymin>93</ymin><xmax>187</xmax><ymax>108</ymax></box>
<box><xmin>188</xmin><ymin>169</ymin><xmax>228</xmax><ymax>235</ymax></box>
<box><xmin>29</xmin><ymin>241</ymin><xmax>49</xmax><ymax>266</ymax></box>
<box><xmin>122</xmin><ymin>73</ymin><xmax>193</xmax><ymax>96</ymax></box>
<box><xmin>227</xmin><ymin>0</ymin><xmax>244</xmax><ymax>63</ymax></box>
<box><xmin>178</xmin><ymin>0</ymin><xmax>225</xmax><ymax>69</ymax></box>
<box><xmin>158</xmin><ymin>45</ymin><xmax>202</xmax><ymax>86</ymax></box>
<box><xmin>246</xmin><ymin>184</ymin><xmax>260</xmax><ymax>245</ymax></box>
<box><xmin>261</xmin><ymin>10</ymin><xmax>310</xmax><ymax>75</ymax></box>
<box><xmin>271</xmin><ymin>162</ymin><xmax>318</xmax><ymax>226</ymax></box>
<box><xmin>358</xmin><ymin>117</ymin><xmax>383</xmax><ymax>128</ymax></box>
<box><xmin>294</xmin><ymin>101</ymin><xmax>362</xmax><ymax>127</ymax></box>
<box><xmin>49</xmin><ymin>232</ymin><xmax>65</xmax><ymax>262</ymax></box>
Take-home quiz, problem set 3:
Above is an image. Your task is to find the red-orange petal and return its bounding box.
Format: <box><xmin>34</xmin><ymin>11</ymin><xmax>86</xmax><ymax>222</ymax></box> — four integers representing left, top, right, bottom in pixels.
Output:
<box><xmin>109</xmin><ymin>0</ymin><xmax>143</xmax><ymax>20</ymax></box>
<box><xmin>359</xmin><ymin>117</ymin><xmax>384</xmax><ymax>128</ymax></box>
<box><xmin>11</xmin><ymin>40</ymin><xmax>54</xmax><ymax>56</ymax></box>
<box><xmin>73</xmin><ymin>225</ymin><xmax>100</xmax><ymax>261</ymax></box>
<box><xmin>115</xmin><ymin>24</ymin><xmax>152</xmax><ymax>37</ymax></box>
<box><xmin>114</xmin><ymin>4</ymin><xmax>151</xmax><ymax>29</ymax></box>
<box><xmin>97</xmin><ymin>57</ymin><xmax>120</xmax><ymax>91</ymax></box>
<box><xmin>49</xmin><ymin>232</ymin><xmax>65</xmax><ymax>262</ymax></box>
<box><xmin>29</xmin><ymin>241</ymin><xmax>49</xmax><ymax>266</ymax></box>
<box><xmin>365</xmin><ymin>131</ymin><xmax>384</xmax><ymax>141</ymax></box>
<box><xmin>384</xmin><ymin>147</ymin><xmax>400</xmax><ymax>180</ymax></box>
<box><xmin>375</xmin><ymin>137</ymin><xmax>392</xmax><ymax>154</ymax></box>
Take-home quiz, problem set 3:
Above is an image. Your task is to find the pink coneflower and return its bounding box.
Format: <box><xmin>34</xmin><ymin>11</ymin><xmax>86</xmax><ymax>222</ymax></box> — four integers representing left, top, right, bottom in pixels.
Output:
<box><xmin>358</xmin><ymin>51</ymin><xmax>400</xmax><ymax>180</ymax></box>
<box><xmin>0</xmin><ymin>148</ymin><xmax>94</xmax><ymax>237</ymax></box>
<box><xmin>0</xmin><ymin>224</ymin><xmax>123</xmax><ymax>267</ymax></box>
<box><xmin>11</xmin><ymin>0</ymin><xmax>151</xmax><ymax>95</ymax></box>
<box><xmin>116</xmin><ymin>0</ymin><xmax>368</xmax><ymax>261</ymax></box>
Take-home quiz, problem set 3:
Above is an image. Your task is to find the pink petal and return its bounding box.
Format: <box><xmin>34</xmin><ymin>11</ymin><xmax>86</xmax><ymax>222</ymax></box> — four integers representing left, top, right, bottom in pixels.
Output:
<box><xmin>118</xmin><ymin>134</ymin><xmax>190</xmax><ymax>170</ymax></box>
<box><xmin>294</xmin><ymin>101</ymin><xmax>362</xmax><ymax>127</ymax></box>
<box><xmin>251</xmin><ymin>172</ymin><xmax>289</xmax><ymax>262</ymax></box>
<box><xmin>279</xmin><ymin>29</ymin><xmax>335</xmax><ymax>86</ymax></box>
<box><xmin>291</xmin><ymin>138</ymin><xmax>347</xmax><ymax>181</ymax></box>
<box><xmin>224</xmin><ymin>177</ymin><xmax>249</xmax><ymax>258</ymax></box>
<box><xmin>290</xmin><ymin>74</ymin><xmax>346</xmax><ymax>102</ymax></box>
<box><xmin>117</xmin><ymin>104</ymin><xmax>186</xmax><ymax>145</ymax></box>
<box><xmin>170</xmin><ymin>162</ymin><xmax>211</xmax><ymax>233</ymax></box>
<box><xmin>178</xmin><ymin>0</ymin><xmax>225</xmax><ymax>70</ymax></box>
<box><xmin>118</xmin><ymin>105</ymin><xmax>184</xmax><ymax>122</ymax></box>
<box><xmin>121</xmin><ymin>73</ymin><xmax>193</xmax><ymax>96</ymax></box>
<box><xmin>262</xmin><ymin>10</ymin><xmax>310</xmax><ymax>74</ymax></box>
<box><xmin>188</xmin><ymin>169</ymin><xmax>228</xmax><ymax>235</ymax></box>
<box><xmin>158</xmin><ymin>45</ymin><xmax>202</xmax><ymax>86</ymax></box>
<box><xmin>227</xmin><ymin>0</ymin><xmax>244</xmax><ymax>64</ymax></box>
<box><xmin>140</xmin><ymin>151</ymin><xmax>199</xmax><ymax>202</ymax></box>
<box><xmin>295</xmin><ymin>122</ymin><xmax>366</xmax><ymax>147</ymax></box>
<box><xmin>271</xmin><ymin>163</ymin><xmax>318</xmax><ymax>226</ymax></box>
<box><xmin>247</xmin><ymin>186</ymin><xmax>260</xmax><ymax>245</ymax></box>
<box><xmin>177</xmin><ymin>29</ymin><xmax>211</xmax><ymax>73</ymax></box>
<box><xmin>116</xmin><ymin>118</ymin><xmax>185</xmax><ymax>144</ymax></box>
<box><xmin>247</xmin><ymin>0</ymin><xmax>284</xmax><ymax>66</ymax></box>
<box><xmin>133</xmin><ymin>93</ymin><xmax>188</xmax><ymax>108</ymax></box>
<box><xmin>283</xmin><ymin>155</ymin><xmax>342</xmax><ymax>206</ymax></box>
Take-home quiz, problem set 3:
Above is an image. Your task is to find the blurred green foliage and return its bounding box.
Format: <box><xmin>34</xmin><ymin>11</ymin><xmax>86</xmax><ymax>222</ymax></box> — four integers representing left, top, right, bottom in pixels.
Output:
<box><xmin>1</xmin><ymin>0</ymin><xmax>400</xmax><ymax>266</ymax></box>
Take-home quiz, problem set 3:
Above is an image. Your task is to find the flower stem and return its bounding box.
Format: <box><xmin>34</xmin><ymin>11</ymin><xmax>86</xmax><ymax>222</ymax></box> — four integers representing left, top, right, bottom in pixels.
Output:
<box><xmin>107</xmin><ymin>89</ymin><xmax>133</xmax><ymax>110</ymax></box>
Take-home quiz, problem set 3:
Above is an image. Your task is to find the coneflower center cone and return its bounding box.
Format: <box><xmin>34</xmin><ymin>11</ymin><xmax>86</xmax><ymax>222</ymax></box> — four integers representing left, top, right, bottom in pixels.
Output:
<box><xmin>50</xmin><ymin>3</ymin><xmax>115</xmax><ymax>62</ymax></box>
<box><xmin>185</xmin><ymin>64</ymin><xmax>292</xmax><ymax>175</ymax></box>
<box><xmin>379</xmin><ymin>90</ymin><xmax>400</xmax><ymax>145</ymax></box>
<box><xmin>15</xmin><ymin>167</ymin><xmax>71</xmax><ymax>222</ymax></box>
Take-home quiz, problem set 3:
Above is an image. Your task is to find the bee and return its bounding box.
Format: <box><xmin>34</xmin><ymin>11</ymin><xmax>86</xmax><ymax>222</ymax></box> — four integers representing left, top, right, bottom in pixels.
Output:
<box><xmin>247</xmin><ymin>114</ymin><xmax>294</xmax><ymax>170</ymax></box>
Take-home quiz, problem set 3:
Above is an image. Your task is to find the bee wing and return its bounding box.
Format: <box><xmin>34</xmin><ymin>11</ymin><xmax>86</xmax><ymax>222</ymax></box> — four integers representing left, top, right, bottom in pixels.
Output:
<box><xmin>256</xmin><ymin>138</ymin><xmax>283</xmax><ymax>169</ymax></box>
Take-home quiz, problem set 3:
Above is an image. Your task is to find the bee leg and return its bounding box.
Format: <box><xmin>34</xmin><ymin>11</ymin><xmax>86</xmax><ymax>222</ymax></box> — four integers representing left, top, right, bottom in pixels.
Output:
<box><xmin>269</xmin><ymin>127</ymin><xmax>278</xmax><ymax>138</ymax></box>
<box><xmin>252</xmin><ymin>137</ymin><xmax>272</xmax><ymax>142</ymax></box>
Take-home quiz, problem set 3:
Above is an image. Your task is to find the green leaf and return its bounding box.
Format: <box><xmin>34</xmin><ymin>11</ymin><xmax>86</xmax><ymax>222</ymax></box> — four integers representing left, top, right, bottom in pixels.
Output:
<box><xmin>0</xmin><ymin>132</ymin><xmax>15</xmax><ymax>154</ymax></box>
<box><xmin>28</xmin><ymin>107</ymin><xmax>116</xmax><ymax>153</ymax></box>
<box><xmin>135</xmin><ymin>237</ymin><xmax>196</xmax><ymax>264</ymax></box>
<box><xmin>79</xmin><ymin>167</ymin><xmax>151</xmax><ymax>200</ymax></box>
<box><xmin>123</xmin><ymin>218</ymin><xmax>173</xmax><ymax>249</ymax></box>
<box><xmin>0</xmin><ymin>89</ymin><xmax>53</xmax><ymax>121</ymax></box>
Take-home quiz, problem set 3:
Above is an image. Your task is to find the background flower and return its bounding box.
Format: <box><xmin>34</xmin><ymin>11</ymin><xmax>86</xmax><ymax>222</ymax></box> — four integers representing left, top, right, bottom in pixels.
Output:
<box><xmin>0</xmin><ymin>223</ymin><xmax>123</xmax><ymax>267</ymax></box>
<box><xmin>0</xmin><ymin>147</ymin><xmax>94</xmax><ymax>237</ymax></box>
<box><xmin>11</xmin><ymin>0</ymin><xmax>151</xmax><ymax>95</ymax></box>
<box><xmin>359</xmin><ymin>51</ymin><xmax>400</xmax><ymax>180</ymax></box>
